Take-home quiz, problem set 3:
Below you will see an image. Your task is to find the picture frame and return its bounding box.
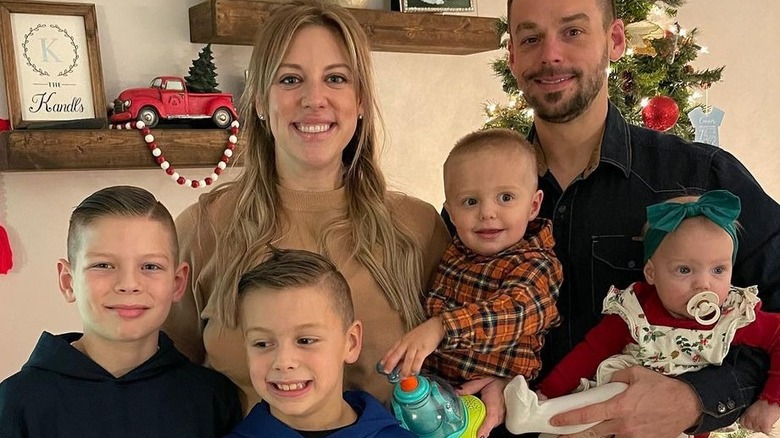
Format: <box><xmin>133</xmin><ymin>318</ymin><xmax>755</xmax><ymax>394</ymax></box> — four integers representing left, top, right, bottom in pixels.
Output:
<box><xmin>398</xmin><ymin>0</ymin><xmax>475</xmax><ymax>13</ymax></box>
<box><xmin>0</xmin><ymin>1</ymin><xmax>106</xmax><ymax>129</ymax></box>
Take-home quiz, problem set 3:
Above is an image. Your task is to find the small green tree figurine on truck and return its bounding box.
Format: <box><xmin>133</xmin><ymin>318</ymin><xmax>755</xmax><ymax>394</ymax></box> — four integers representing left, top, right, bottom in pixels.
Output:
<box><xmin>185</xmin><ymin>44</ymin><xmax>220</xmax><ymax>93</ymax></box>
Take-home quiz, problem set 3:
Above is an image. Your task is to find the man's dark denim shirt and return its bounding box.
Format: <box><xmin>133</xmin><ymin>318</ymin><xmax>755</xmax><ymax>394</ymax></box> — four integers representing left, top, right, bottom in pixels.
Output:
<box><xmin>529</xmin><ymin>102</ymin><xmax>780</xmax><ymax>433</ymax></box>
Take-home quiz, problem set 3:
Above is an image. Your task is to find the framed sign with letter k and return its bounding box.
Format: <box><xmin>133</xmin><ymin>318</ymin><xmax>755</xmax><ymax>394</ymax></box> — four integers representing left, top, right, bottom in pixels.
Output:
<box><xmin>0</xmin><ymin>1</ymin><xmax>106</xmax><ymax>128</ymax></box>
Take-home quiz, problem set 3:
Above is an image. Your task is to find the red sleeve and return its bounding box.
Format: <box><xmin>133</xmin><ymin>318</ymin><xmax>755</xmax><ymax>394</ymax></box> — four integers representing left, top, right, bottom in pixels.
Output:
<box><xmin>537</xmin><ymin>314</ymin><xmax>633</xmax><ymax>398</ymax></box>
<box><xmin>732</xmin><ymin>308</ymin><xmax>780</xmax><ymax>405</ymax></box>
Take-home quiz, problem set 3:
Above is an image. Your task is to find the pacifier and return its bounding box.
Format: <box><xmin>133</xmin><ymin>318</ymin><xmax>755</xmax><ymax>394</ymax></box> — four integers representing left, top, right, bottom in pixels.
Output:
<box><xmin>686</xmin><ymin>291</ymin><xmax>721</xmax><ymax>325</ymax></box>
<box><xmin>375</xmin><ymin>361</ymin><xmax>401</xmax><ymax>383</ymax></box>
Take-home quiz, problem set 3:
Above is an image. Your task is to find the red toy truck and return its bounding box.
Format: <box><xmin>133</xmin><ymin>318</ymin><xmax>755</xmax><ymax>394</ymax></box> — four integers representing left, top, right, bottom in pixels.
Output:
<box><xmin>110</xmin><ymin>76</ymin><xmax>237</xmax><ymax>128</ymax></box>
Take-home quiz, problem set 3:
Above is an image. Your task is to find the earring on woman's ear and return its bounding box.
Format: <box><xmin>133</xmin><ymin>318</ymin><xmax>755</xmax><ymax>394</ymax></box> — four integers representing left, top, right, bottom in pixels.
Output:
<box><xmin>259</xmin><ymin>114</ymin><xmax>265</xmax><ymax>120</ymax></box>
<box><xmin>358</xmin><ymin>114</ymin><xmax>363</xmax><ymax>120</ymax></box>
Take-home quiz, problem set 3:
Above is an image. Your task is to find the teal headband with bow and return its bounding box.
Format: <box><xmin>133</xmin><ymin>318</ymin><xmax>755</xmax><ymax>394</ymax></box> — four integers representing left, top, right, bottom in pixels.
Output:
<box><xmin>643</xmin><ymin>190</ymin><xmax>741</xmax><ymax>263</ymax></box>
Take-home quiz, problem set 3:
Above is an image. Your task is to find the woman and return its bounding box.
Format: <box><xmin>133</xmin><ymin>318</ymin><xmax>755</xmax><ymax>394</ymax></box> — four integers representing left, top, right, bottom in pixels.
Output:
<box><xmin>163</xmin><ymin>0</ymin><xmax>450</xmax><ymax>412</ymax></box>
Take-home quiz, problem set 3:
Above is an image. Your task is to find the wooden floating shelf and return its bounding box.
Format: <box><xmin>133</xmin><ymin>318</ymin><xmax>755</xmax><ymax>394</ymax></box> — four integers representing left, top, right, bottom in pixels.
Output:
<box><xmin>0</xmin><ymin>3</ymin><xmax>500</xmax><ymax>173</ymax></box>
<box><xmin>0</xmin><ymin>129</ymin><xmax>242</xmax><ymax>171</ymax></box>
<box><xmin>189</xmin><ymin>0</ymin><xmax>501</xmax><ymax>55</ymax></box>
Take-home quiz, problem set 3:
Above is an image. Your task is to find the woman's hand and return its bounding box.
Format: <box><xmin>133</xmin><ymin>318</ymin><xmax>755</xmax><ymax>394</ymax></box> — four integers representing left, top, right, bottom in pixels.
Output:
<box><xmin>379</xmin><ymin>316</ymin><xmax>445</xmax><ymax>378</ymax></box>
<box><xmin>458</xmin><ymin>376</ymin><xmax>510</xmax><ymax>438</ymax></box>
<box><xmin>552</xmin><ymin>366</ymin><xmax>700</xmax><ymax>438</ymax></box>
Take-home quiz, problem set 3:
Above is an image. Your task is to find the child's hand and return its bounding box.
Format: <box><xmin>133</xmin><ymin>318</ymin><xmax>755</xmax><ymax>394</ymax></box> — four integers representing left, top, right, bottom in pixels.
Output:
<box><xmin>740</xmin><ymin>399</ymin><xmax>780</xmax><ymax>434</ymax></box>
<box><xmin>380</xmin><ymin>316</ymin><xmax>445</xmax><ymax>378</ymax></box>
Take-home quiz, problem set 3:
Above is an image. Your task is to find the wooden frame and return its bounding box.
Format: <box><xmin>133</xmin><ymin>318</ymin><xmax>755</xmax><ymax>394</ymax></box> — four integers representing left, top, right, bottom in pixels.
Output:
<box><xmin>399</xmin><ymin>0</ymin><xmax>474</xmax><ymax>13</ymax></box>
<box><xmin>0</xmin><ymin>1</ymin><xmax>106</xmax><ymax>129</ymax></box>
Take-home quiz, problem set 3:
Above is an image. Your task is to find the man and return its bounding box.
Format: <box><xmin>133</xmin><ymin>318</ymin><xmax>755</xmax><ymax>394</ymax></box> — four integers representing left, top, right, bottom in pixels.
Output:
<box><xmin>503</xmin><ymin>0</ymin><xmax>780</xmax><ymax>436</ymax></box>
<box><xmin>451</xmin><ymin>1</ymin><xmax>779</xmax><ymax>437</ymax></box>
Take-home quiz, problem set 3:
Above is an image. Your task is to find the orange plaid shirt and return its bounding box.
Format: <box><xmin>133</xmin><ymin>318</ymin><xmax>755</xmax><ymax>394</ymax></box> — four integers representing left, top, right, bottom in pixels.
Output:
<box><xmin>426</xmin><ymin>218</ymin><xmax>562</xmax><ymax>383</ymax></box>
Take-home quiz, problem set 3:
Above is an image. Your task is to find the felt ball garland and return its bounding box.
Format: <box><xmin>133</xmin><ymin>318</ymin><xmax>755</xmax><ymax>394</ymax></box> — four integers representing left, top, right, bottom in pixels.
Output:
<box><xmin>109</xmin><ymin>120</ymin><xmax>239</xmax><ymax>188</ymax></box>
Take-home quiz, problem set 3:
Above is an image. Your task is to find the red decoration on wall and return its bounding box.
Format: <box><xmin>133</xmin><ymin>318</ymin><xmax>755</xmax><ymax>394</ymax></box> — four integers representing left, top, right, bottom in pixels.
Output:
<box><xmin>0</xmin><ymin>224</ymin><xmax>12</xmax><ymax>274</ymax></box>
<box><xmin>1</xmin><ymin>117</ymin><xmax>13</xmax><ymax>274</ymax></box>
<box><xmin>642</xmin><ymin>95</ymin><xmax>680</xmax><ymax>131</ymax></box>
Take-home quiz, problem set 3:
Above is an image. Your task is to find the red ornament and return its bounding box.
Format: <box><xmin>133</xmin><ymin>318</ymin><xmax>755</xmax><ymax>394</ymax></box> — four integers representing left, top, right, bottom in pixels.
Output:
<box><xmin>642</xmin><ymin>95</ymin><xmax>680</xmax><ymax>131</ymax></box>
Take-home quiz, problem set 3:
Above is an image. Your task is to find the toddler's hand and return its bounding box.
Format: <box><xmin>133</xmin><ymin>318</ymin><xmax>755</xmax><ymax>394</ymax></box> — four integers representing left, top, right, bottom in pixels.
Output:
<box><xmin>740</xmin><ymin>399</ymin><xmax>780</xmax><ymax>435</ymax></box>
<box><xmin>379</xmin><ymin>316</ymin><xmax>445</xmax><ymax>378</ymax></box>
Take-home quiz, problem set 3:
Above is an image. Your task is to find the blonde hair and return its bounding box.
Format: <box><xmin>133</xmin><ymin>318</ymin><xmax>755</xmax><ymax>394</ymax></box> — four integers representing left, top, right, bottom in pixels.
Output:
<box><xmin>202</xmin><ymin>0</ymin><xmax>425</xmax><ymax>329</ymax></box>
<box><xmin>444</xmin><ymin>128</ymin><xmax>539</xmax><ymax>192</ymax></box>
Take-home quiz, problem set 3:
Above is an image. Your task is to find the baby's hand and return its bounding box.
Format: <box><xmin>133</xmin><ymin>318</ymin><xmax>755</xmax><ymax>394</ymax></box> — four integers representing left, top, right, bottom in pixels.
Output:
<box><xmin>379</xmin><ymin>316</ymin><xmax>445</xmax><ymax>378</ymax></box>
<box><xmin>740</xmin><ymin>399</ymin><xmax>780</xmax><ymax>435</ymax></box>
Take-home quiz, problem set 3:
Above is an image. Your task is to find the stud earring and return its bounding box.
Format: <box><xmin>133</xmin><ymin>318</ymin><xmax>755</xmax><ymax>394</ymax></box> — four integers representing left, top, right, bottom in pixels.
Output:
<box><xmin>358</xmin><ymin>114</ymin><xmax>363</xmax><ymax>120</ymax></box>
<box><xmin>259</xmin><ymin>114</ymin><xmax>265</xmax><ymax>120</ymax></box>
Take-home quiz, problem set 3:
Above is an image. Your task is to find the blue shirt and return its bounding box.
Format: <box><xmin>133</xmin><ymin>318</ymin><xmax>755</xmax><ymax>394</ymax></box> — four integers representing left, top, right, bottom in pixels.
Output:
<box><xmin>225</xmin><ymin>391</ymin><xmax>414</xmax><ymax>438</ymax></box>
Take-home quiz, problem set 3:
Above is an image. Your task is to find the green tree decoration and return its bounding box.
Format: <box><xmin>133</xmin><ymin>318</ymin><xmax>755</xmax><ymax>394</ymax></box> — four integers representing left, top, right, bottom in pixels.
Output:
<box><xmin>484</xmin><ymin>1</ymin><xmax>724</xmax><ymax>140</ymax></box>
<box><xmin>185</xmin><ymin>44</ymin><xmax>220</xmax><ymax>93</ymax></box>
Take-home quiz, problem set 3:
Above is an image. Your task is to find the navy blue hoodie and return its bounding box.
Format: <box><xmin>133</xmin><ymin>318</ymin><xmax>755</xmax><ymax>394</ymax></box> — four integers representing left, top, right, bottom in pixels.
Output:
<box><xmin>0</xmin><ymin>331</ymin><xmax>242</xmax><ymax>438</ymax></box>
<box><xmin>225</xmin><ymin>390</ymin><xmax>414</xmax><ymax>438</ymax></box>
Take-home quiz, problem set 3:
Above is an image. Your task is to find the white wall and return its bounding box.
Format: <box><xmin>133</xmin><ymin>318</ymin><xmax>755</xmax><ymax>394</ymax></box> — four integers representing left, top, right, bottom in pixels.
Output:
<box><xmin>1</xmin><ymin>0</ymin><xmax>777</xmax><ymax>379</ymax></box>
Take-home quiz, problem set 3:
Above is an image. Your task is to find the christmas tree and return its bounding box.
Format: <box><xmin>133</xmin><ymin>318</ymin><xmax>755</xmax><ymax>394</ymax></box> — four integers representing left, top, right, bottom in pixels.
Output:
<box><xmin>185</xmin><ymin>44</ymin><xmax>220</xmax><ymax>93</ymax></box>
<box><xmin>484</xmin><ymin>0</ymin><xmax>723</xmax><ymax>140</ymax></box>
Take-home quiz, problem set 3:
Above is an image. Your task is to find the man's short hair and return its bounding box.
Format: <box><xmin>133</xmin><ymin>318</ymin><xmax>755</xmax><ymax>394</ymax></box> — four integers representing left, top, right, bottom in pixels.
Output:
<box><xmin>507</xmin><ymin>0</ymin><xmax>616</xmax><ymax>31</ymax></box>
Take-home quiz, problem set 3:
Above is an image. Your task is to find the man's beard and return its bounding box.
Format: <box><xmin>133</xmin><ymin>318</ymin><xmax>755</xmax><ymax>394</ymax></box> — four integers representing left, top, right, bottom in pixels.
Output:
<box><xmin>523</xmin><ymin>50</ymin><xmax>608</xmax><ymax>124</ymax></box>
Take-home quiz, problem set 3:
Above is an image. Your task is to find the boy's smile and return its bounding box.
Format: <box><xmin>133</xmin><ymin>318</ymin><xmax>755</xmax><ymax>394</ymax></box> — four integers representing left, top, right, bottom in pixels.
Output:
<box><xmin>267</xmin><ymin>380</ymin><xmax>311</xmax><ymax>398</ymax></box>
<box><xmin>474</xmin><ymin>228</ymin><xmax>505</xmax><ymax>239</ymax></box>
<box><xmin>57</xmin><ymin>216</ymin><xmax>187</xmax><ymax>366</ymax></box>
<box><xmin>107</xmin><ymin>304</ymin><xmax>150</xmax><ymax>319</ymax></box>
<box><xmin>240</xmin><ymin>284</ymin><xmax>361</xmax><ymax>431</ymax></box>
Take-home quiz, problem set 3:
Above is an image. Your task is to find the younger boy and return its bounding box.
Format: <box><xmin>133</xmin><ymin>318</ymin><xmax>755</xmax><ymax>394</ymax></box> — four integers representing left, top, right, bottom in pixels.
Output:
<box><xmin>381</xmin><ymin>128</ymin><xmax>563</xmax><ymax>386</ymax></box>
<box><xmin>225</xmin><ymin>248</ymin><xmax>414</xmax><ymax>438</ymax></box>
<box><xmin>0</xmin><ymin>186</ymin><xmax>241</xmax><ymax>438</ymax></box>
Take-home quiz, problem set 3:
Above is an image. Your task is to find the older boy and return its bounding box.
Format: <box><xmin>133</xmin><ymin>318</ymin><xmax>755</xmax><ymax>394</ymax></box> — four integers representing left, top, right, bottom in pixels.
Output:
<box><xmin>381</xmin><ymin>129</ymin><xmax>562</xmax><ymax>389</ymax></box>
<box><xmin>226</xmin><ymin>248</ymin><xmax>413</xmax><ymax>438</ymax></box>
<box><xmin>0</xmin><ymin>186</ymin><xmax>241</xmax><ymax>438</ymax></box>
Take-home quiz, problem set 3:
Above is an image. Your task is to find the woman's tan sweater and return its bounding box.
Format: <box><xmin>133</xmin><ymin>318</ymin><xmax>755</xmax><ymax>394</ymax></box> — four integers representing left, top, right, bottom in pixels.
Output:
<box><xmin>163</xmin><ymin>185</ymin><xmax>450</xmax><ymax>412</ymax></box>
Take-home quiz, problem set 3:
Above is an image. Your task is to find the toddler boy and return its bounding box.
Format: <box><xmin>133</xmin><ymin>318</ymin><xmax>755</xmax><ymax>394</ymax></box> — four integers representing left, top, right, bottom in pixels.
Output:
<box><xmin>381</xmin><ymin>128</ymin><xmax>563</xmax><ymax>386</ymax></box>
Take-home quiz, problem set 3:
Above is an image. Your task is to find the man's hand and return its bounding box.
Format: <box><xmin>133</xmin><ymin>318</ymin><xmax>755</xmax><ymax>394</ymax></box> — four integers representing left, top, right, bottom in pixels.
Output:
<box><xmin>740</xmin><ymin>399</ymin><xmax>780</xmax><ymax>435</ymax></box>
<box><xmin>551</xmin><ymin>366</ymin><xmax>701</xmax><ymax>438</ymax></box>
<box><xmin>379</xmin><ymin>316</ymin><xmax>445</xmax><ymax>378</ymax></box>
<box><xmin>459</xmin><ymin>376</ymin><xmax>509</xmax><ymax>438</ymax></box>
